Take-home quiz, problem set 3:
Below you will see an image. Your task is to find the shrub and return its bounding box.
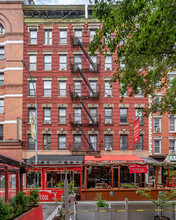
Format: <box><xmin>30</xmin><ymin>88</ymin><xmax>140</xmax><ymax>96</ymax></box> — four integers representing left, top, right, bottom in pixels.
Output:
<box><xmin>11</xmin><ymin>192</ymin><xmax>29</xmax><ymax>216</ymax></box>
<box><xmin>0</xmin><ymin>199</ymin><xmax>13</xmax><ymax>220</ymax></box>
<box><xmin>29</xmin><ymin>188</ymin><xmax>39</xmax><ymax>206</ymax></box>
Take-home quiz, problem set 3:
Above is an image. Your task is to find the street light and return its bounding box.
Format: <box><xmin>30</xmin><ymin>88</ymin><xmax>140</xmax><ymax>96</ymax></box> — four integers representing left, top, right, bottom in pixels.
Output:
<box><xmin>21</xmin><ymin>60</ymin><xmax>38</xmax><ymax>165</ymax></box>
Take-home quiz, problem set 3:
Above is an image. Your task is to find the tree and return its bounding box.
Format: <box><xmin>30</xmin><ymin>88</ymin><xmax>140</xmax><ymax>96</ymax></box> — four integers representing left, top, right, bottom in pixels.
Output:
<box><xmin>89</xmin><ymin>0</ymin><xmax>176</xmax><ymax>115</ymax></box>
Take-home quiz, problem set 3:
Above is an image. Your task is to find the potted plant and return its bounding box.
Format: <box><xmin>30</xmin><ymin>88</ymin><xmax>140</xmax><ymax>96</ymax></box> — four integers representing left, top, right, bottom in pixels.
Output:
<box><xmin>95</xmin><ymin>194</ymin><xmax>111</xmax><ymax>220</ymax></box>
<box><xmin>138</xmin><ymin>189</ymin><xmax>176</xmax><ymax>220</ymax></box>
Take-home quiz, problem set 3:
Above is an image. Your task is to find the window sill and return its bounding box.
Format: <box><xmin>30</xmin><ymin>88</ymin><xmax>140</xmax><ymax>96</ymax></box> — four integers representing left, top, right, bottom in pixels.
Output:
<box><xmin>44</xmin><ymin>44</ymin><xmax>52</xmax><ymax>46</ymax></box>
<box><xmin>58</xmin><ymin>96</ymin><xmax>67</xmax><ymax>98</ymax></box>
<box><xmin>135</xmin><ymin>95</ymin><xmax>144</xmax><ymax>98</ymax></box>
<box><xmin>104</xmin><ymin>69</ymin><xmax>112</xmax><ymax>71</ymax></box>
<box><xmin>119</xmin><ymin>95</ymin><xmax>128</xmax><ymax>98</ymax></box>
<box><xmin>153</xmin><ymin>131</ymin><xmax>162</xmax><ymax>134</ymax></box>
<box><xmin>104</xmin><ymin>123</ymin><xmax>113</xmax><ymax>125</ymax></box>
<box><xmin>59</xmin><ymin>44</ymin><xmax>68</xmax><ymax>46</ymax></box>
<box><xmin>153</xmin><ymin>153</ymin><xmax>162</xmax><ymax>155</ymax></box>
<box><xmin>119</xmin><ymin>123</ymin><xmax>129</xmax><ymax>125</ymax></box>
<box><xmin>42</xmin><ymin>123</ymin><xmax>52</xmax><ymax>125</ymax></box>
<box><xmin>169</xmin><ymin>131</ymin><xmax>176</xmax><ymax>133</ymax></box>
<box><xmin>58</xmin><ymin>69</ymin><xmax>67</xmax><ymax>71</ymax></box>
<box><xmin>27</xmin><ymin>96</ymin><xmax>35</xmax><ymax>98</ymax></box>
<box><xmin>104</xmin><ymin>95</ymin><xmax>113</xmax><ymax>98</ymax></box>
<box><xmin>58</xmin><ymin>149</ymin><xmax>67</xmax><ymax>150</ymax></box>
<box><xmin>28</xmin><ymin>44</ymin><xmax>38</xmax><ymax>46</ymax></box>
<box><xmin>43</xmin><ymin>70</ymin><xmax>52</xmax><ymax>71</ymax></box>
<box><xmin>57</xmin><ymin>123</ymin><xmax>67</xmax><ymax>125</ymax></box>
<box><xmin>42</xmin><ymin>96</ymin><xmax>52</xmax><ymax>98</ymax></box>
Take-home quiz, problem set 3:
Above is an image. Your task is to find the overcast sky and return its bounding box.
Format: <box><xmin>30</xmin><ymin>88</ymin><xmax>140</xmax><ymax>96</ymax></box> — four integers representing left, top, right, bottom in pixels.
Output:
<box><xmin>34</xmin><ymin>0</ymin><xmax>94</xmax><ymax>5</ymax></box>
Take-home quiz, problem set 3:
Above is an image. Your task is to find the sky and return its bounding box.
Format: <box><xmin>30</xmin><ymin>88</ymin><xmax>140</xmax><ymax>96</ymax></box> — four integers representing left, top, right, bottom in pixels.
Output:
<box><xmin>34</xmin><ymin>0</ymin><xmax>93</xmax><ymax>5</ymax></box>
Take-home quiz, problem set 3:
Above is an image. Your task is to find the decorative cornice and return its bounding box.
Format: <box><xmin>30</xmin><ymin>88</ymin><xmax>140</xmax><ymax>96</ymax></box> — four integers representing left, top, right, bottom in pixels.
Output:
<box><xmin>27</xmin><ymin>104</ymin><xmax>36</xmax><ymax>108</ymax></box>
<box><xmin>119</xmin><ymin>128</ymin><xmax>129</xmax><ymax>135</ymax></box>
<box><xmin>72</xmin><ymin>104</ymin><xmax>82</xmax><ymax>108</ymax></box>
<box><xmin>104</xmin><ymin>104</ymin><xmax>114</xmax><ymax>108</ymax></box>
<box><xmin>57</xmin><ymin>128</ymin><xmax>67</xmax><ymax>134</ymax></box>
<box><xmin>88</xmin><ymin>104</ymin><xmax>98</xmax><ymax>108</ymax></box>
<box><xmin>57</xmin><ymin>104</ymin><xmax>68</xmax><ymax>108</ymax></box>
<box><xmin>119</xmin><ymin>104</ymin><xmax>129</xmax><ymax>108</ymax></box>
<box><xmin>88</xmin><ymin>128</ymin><xmax>98</xmax><ymax>135</ymax></box>
<box><xmin>134</xmin><ymin>104</ymin><xmax>145</xmax><ymax>108</ymax></box>
<box><xmin>42</xmin><ymin>104</ymin><xmax>52</xmax><ymax>108</ymax></box>
<box><xmin>104</xmin><ymin>128</ymin><xmax>114</xmax><ymax>135</ymax></box>
<box><xmin>41</xmin><ymin>128</ymin><xmax>52</xmax><ymax>134</ymax></box>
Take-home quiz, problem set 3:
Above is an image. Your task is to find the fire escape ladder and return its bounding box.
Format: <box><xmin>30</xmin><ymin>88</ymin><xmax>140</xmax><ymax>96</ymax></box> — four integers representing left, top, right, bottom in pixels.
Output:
<box><xmin>75</xmin><ymin>64</ymin><xmax>95</xmax><ymax>97</ymax></box>
<box><xmin>75</xmin><ymin>37</ymin><xmax>96</xmax><ymax>70</ymax></box>
<box><xmin>76</xmin><ymin>122</ymin><xmax>94</xmax><ymax>151</ymax></box>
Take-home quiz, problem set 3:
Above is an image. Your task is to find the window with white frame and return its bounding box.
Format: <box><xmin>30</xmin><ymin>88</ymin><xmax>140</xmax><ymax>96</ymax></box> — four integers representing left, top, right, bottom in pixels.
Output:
<box><xmin>120</xmin><ymin>135</ymin><xmax>128</xmax><ymax>150</ymax></box>
<box><xmin>43</xmin><ymin>80</ymin><xmax>51</xmax><ymax>97</ymax></box>
<box><xmin>58</xmin><ymin>135</ymin><xmax>66</xmax><ymax>150</ymax></box>
<box><xmin>104</xmin><ymin>135</ymin><xmax>113</xmax><ymax>150</ymax></box>
<box><xmin>74</xmin><ymin>55</ymin><xmax>82</xmax><ymax>70</ymax></box>
<box><xmin>44</xmin><ymin>55</ymin><xmax>52</xmax><ymax>70</ymax></box>
<box><xmin>73</xmin><ymin>135</ymin><xmax>82</xmax><ymax>151</ymax></box>
<box><xmin>89</xmin><ymin>135</ymin><xmax>97</xmax><ymax>150</ymax></box>
<box><xmin>44</xmin><ymin>29</ymin><xmax>52</xmax><ymax>45</ymax></box>
<box><xmin>74</xmin><ymin>81</ymin><xmax>82</xmax><ymax>97</ymax></box>
<box><xmin>169</xmin><ymin>73</ymin><xmax>176</xmax><ymax>88</ymax></box>
<box><xmin>0</xmin><ymin>24</ymin><xmax>5</xmax><ymax>35</ymax></box>
<box><xmin>74</xmin><ymin>29</ymin><xmax>82</xmax><ymax>42</ymax></box>
<box><xmin>29</xmin><ymin>55</ymin><xmax>37</xmax><ymax>71</ymax></box>
<box><xmin>169</xmin><ymin>139</ymin><xmax>176</xmax><ymax>153</ymax></box>
<box><xmin>135</xmin><ymin>135</ymin><xmax>143</xmax><ymax>150</ymax></box>
<box><xmin>153</xmin><ymin>95</ymin><xmax>161</xmax><ymax>110</ymax></box>
<box><xmin>29</xmin><ymin>29</ymin><xmax>37</xmax><ymax>44</ymax></box>
<box><xmin>0</xmin><ymin>99</ymin><xmax>4</xmax><ymax>113</ymax></box>
<box><xmin>43</xmin><ymin>108</ymin><xmax>51</xmax><ymax>124</ymax></box>
<box><xmin>59</xmin><ymin>30</ymin><xmax>67</xmax><ymax>44</ymax></box>
<box><xmin>28</xmin><ymin>81</ymin><xmax>36</xmax><ymax>96</ymax></box>
<box><xmin>104</xmin><ymin>55</ymin><xmax>112</xmax><ymax>70</ymax></box>
<box><xmin>105</xmin><ymin>33</ymin><xmax>113</xmax><ymax>44</ymax></box>
<box><xmin>120</xmin><ymin>108</ymin><xmax>128</xmax><ymax>123</ymax></box>
<box><xmin>120</xmin><ymin>83</ymin><xmax>128</xmax><ymax>96</ymax></box>
<box><xmin>43</xmin><ymin>134</ymin><xmax>51</xmax><ymax>150</ymax></box>
<box><xmin>153</xmin><ymin>118</ymin><xmax>161</xmax><ymax>132</ymax></box>
<box><xmin>104</xmin><ymin>81</ymin><xmax>112</xmax><ymax>96</ymax></box>
<box><xmin>59</xmin><ymin>55</ymin><xmax>67</xmax><ymax>70</ymax></box>
<box><xmin>135</xmin><ymin>108</ymin><xmax>143</xmax><ymax>124</ymax></box>
<box><xmin>90</xmin><ymin>55</ymin><xmax>97</xmax><ymax>70</ymax></box>
<box><xmin>0</xmin><ymin>73</ymin><xmax>4</xmax><ymax>86</ymax></box>
<box><xmin>135</xmin><ymin>87</ymin><xmax>143</xmax><ymax>96</ymax></box>
<box><xmin>89</xmin><ymin>108</ymin><xmax>97</xmax><ymax>124</ymax></box>
<box><xmin>59</xmin><ymin>81</ymin><xmax>67</xmax><ymax>97</ymax></box>
<box><xmin>104</xmin><ymin>108</ymin><xmax>112</xmax><ymax>124</ymax></box>
<box><xmin>154</xmin><ymin>139</ymin><xmax>161</xmax><ymax>154</ymax></box>
<box><xmin>89</xmin><ymin>81</ymin><xmax>97</xmax><ymax>97</ymax></box>
<box><xmin>90</xmin><ymin>29</ymin><xmax>96</xmax><ymax>42</ymax></box>
<box><xmin>74</xmin><ymin>108</ymin><xmax>82</xmax><ymax>124</ymax></box>
<box><xmin>169</xmin><ymin>117</ymin><xmax>176</xmax><ymax>132</ymax></box>
<box><xmin>28</xmin><ymin>108</ymin><xmax>36</xmax><ymax>123</ymax></box>
<box><xmin>0</xmin><ymin>47</ymin><xmax>4</xmax><ymax>60</ymax></box>
<box><xmin>58</xmin><ymin>108</ymin><xmax>66</xmax><ymax>124</ymax></box>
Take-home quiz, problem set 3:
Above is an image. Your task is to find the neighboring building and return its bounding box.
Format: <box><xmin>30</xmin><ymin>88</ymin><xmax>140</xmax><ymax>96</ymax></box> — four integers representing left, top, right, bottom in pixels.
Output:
<box><xmin>0</xmin><ymin>0</ymin><xmax>24</xmax><ymax>161</ymax></box>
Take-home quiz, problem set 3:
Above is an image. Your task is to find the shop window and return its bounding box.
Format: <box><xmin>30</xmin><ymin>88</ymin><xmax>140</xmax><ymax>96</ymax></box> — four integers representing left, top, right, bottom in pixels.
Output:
<box><xmin>120</xmin><ymin>83</ymin><xmax>128</xmax><ymax>97</ymax></box>
<box><xmin>59</xmin><ymin>81</ymin><xmax>67</xmax><ymax>97</ymax></box>
<box><xmin>43</xmin><ymin>134</ymin><xmax>51</xmax><ymax>150</ymax></box>
<box><xmin>59</xmin><ymin>55</ymin><xmax>67</xmax><ymax>70</ymax></box>
<box><xmin>120</xmin><ymin>135</ymin><xmax>128</xmax><ymax>150</ymax></box>
<box><xmin>89</xmin><ymin>81</ymin><xmax>97</xmax><ymax>97</ymax></box>
<box><xmin>56</xmin><ymin>171</ymin><xmax>73</xmax><ymax>184</ymax></box>
<box><xmin>104</xmin><ymin>108</ymin><xmax>113</xmax><ymax>124</ymax></box>
<box><xmin>29</xmin><ymin>55</ymin><xmax>37</xmax><ymax>71</ymax></box>
<box><xmin>0</xmin><ymin>99</ymin><xmax>4</xmax><ymax>113</ymax></box>
<box><xmin>27</xmin><ymin>172</ymin><xmax>41</xmax><ymax>188</ymax></box>
<box><xmin>28</xmin><ymin>108</ymin><xmax>36</xmax><ymax>123</ymax></box>
<box><xmin>0</xmin><ymin>47</ymin><xmax>4</xmax><ymax>60</ymax></box>
<box><xmin>120</xmin><ymin>108</ymin><xmax>128</xmax><ymax>123</ymax></box>
<box><xmin>44</xmin><ymin>29</ymin><xmax>52</xmax><ymax>45</ymax></box>
<box><xmin>44</xmin><ymin>55</ymin><xmax>52</xmax><ymax>70</ymax></box>
<box><xmin>89</xmin><ymin>55</ymin><xmax>97</xmax><ymax>70</ymax></box>
<box><xmin>0</xmin><ymin>24</ymin><xmax>5</xmax><ymax>35</ymax></box>
<box><xmin>154</xmin><ymin>139</ymin><xmax>161</xmax><ymax>154</ymax></box>
<box><xmin>58</xmin><ymin>135</ymin><xmax>66</xmax><ymax>150</ymax></box>
<box><xmin>90</xmin><ymin>29</ymin><xmax>96</xmax><ymax>42</ymax></box>
<box><xmin>29</xmin><ymin>29</ymin><xmax>37</xmax><ymax>44</ymax></box>
<box><xmin>135</xmin><ymin>135</ymin><xmax>143</xmax><ymax>150</ymax></box>
<box><xmin>43</xmin><ymin>80</ymin><xmax>51</xmax><ymax>97</ymax></box>
<box><xmin>89</xmin><ymin>108</ymin><xmax>97</xmax><ymax>123</ymax></box>
<box><xmin>0</xmin><ymin>125</ymin><xmax>3</xmax><ymax>140</ymax></box>
<box><xmin>60</xmin><ymin>30</ymin><xmax>67</xmax><ymax>44</ymax></box>
<box><xmin>153</xmin><ymin>118</ymin><xmax>161</xmax><ymax>132</ymax></box>
<box><xmin>104</xmin><ymin>81</ymin><xmax>112</xmax><ymax>96</ymax></box>
<box><xmin>58</xmin><ymin>108</ymin><xmax>66</xmax><ymax>124</ymax></box>
<box><xmin>43</xmin><ymin>108</ymin><xmax>51</xmax><ymax>124</ymax></box>
<box><xmin>74</xmin><ymin>108</ymin><xmax>82</xmax><ymax>124</ymax></box>
<box><xmin>28</xmin><ymin>135</ymin><xmax>35</xmax><ymax>150</ymax></box>
<box><xmin>73</xmin><ymin>135</ymin><xmax>82</xmax><ymax>151</ymax></box>
<box><xmin>28</xmin><ymin>80</ymin><xmax>36</xmax><ymax>96</ymax></box>
<box><xmin>89</xmin><ymin>135</ymin><xmax>97</xmax><ymax>150</ymax></box>
<box><xmin>104</xmin><ymin>135</ymin><xmax>113</xmax><ymax>150</ymax></box>
<box><xmin>169</xmin><ymin>118</ymin><xmax>176</xmax><ymax>132</ymax></box>
<box><xmin>104</xmin><ymin>55</ymin><xmax>112</xmax><ymax>70</ymax></box>
<box><xmin>135</xmin><ymin>108</ymin><xmax>143</xmax><ymax>124</ymax></box>
<box><xmin>74</xmin><ymin>55</ymin><xmax>82</xmax><ymax>70</ymax></box>
<box><xmin>169</xmin><ymin>139</ymin><xmax>176</xmax><ymax>153</ymax></box>
<box><xmin>74</xmin><ymin>29</ymin><xmax>82</xmax><ymax>42</ymax></box>
<box><xmin>74</xmin><ymin>81</ymin><xmax>82</xmax><ymax>97</ymax></box>
<box><xmin>0</xmin><ymin>73</ymin><xmax>4</xmax><ymax>86</ymax></box>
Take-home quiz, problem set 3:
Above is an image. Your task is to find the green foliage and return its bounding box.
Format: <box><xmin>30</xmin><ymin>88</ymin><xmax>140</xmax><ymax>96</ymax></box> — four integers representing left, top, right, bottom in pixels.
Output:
<box><xmin>11</xmin><ymin>192</ymin><xmax>29</xmax><ymax>216</ymax></box>
<box><xmin>89</xmin><ymin>0</ymin><xmax>176</xmax><ymax>115</ymax></box>
<box><xmin>28</xmin><ymin>188</ymin><xmax>39</xmax><ymax>206</ymax></box>
<box><xmin>121</xmin><ymin>183</ymin><xmax>135</xmax><ymax>189</ymax></box>
<box><xmin>57</xmin><ymin>181</ymin><xmax>77</xmax><ymax>195</ymax></box>
<box><xmin>95</xmin><ymin>194</ymin><xmax>109</xmax><ymax>208</ymax></box>
<box><xmin>0</xmin><ymin>199</ymin><xmax>13</xmax><ymax>220</ymax></box>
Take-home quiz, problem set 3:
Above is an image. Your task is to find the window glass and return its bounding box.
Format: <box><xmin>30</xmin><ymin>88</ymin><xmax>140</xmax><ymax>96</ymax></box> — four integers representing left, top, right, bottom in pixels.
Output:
<box><xmin>43</xmin><ymin>134</ymin><xmax>51</xmax><ymax>150</ymax></box>
<box><xmin>44</xmin><ymin>55</ymin><xmax>52</xmax><ymax>70</ymax></box>
<box><xmin>0</xmin><ymin>125</ymin><xmax>3</xmax><ymax>140</ymax></box>
<box><xmin>44</xmin><ymin>30</ymin><xmax>52</xmax><ymax>45</ymax></box>
<box><xmin>73</xmin><ymin>135</ymin><xmax>82</xmax><ymax>151</ymax></box>
<box><xmin>75</xmin><ymin>30</ymin><xmax>82</xmax><ymax>42</ymax></box>
<box><xmin>0</xmin><ymin>73</ymin><xmax>4</xmax><ymax>86</ymax></box>
<box><xmin>27</xmin><ymin>172</ymin><xmax>41</xmax><ymax>188</ymax></box>
<box><xmin>154</xmin><ymin>118</ymin><xmax>161</xmax><ymax>132</ymax></box>
<box><xmin>89</xmin><ymin>108</ymin><xmax>97</xmax><ymax>123</ymax></box>
<box><xmin>89</xmin><ymin>81</ymin><xmax>97</xmax><ymax>97</ymax></box>
<box><xmin>135</xmin><ymin>135</ymin><xmax>143</xmax><ymax>150</ymax></box>
<box><xmin>59</xmin><ymin>55</ymin><xmax>67</xmax><ymax>70</ymax></box>
<box><xmin>120</xmin><ymin>83</ymin><xmax>128</xmax><ymax>96</ymax></box>
<box><xmin>104</xmin><ymin>81</ymin><xmax>112</xmax><ymax>96</ymax></box>
<box><xmin>28</xmin><ymin>81</ymin><xmax>36</xmax><ymax>96</ymax></box>
<box><xmin>104</xmin><ymin>108</ymin><xmax>112</xmax><ymax>124</ymax></box>
<box><xmin>90</xmin><ymin>29</ymin><xmax>96</xmax><ymax>42</ymax></box>
<box><xmin>29</xmin><ymin>30</ymin><xmax>37</xmax><ymax>44</ymax></box>
<box><xmin>28</xmin><ymin>135</ymin><xmax>35</xmax><ymax>150</ymax></box>
<box><xmin>154</xmin><ymin>140</ymin><xmax>160</xmax><ymax>153</ymax></box>
<box><xmin>0</xmin><ymin>47</ymin><xmax>4</xmax><ymax>60</ymax></box>
<box><xmin>0</xmin><ymin>99</ymin><xmax>4</xmax><ymax>113</ymax></box>
<box><xmin>0</xmin><ymin>24</ymin><xmax>5</xmax><ymax>35</ymax></box>
<box><xmin>89</xmin><ymin>135</ymin><xmax>97</xmax><ymax>150</ymax></box>
<box><xmin>135</xmin><ymin>108</ymin><xmax>143</xmax><ymax>124</ymax></box>
<box><xmin>58</xmin><ymin>135</ymin><xmax>66</xmax><ymax>150</ymax></box>
<box><xmin>43</xmin><ymin>108</ymin><xmax>51</xmax><ymax>123</ymax></box>
<box><xmin>74</xmin><ymin>81</ymin><xmax>82</xmax><ymax>97</ymax></box>
<box><xmin>29</xmin><ymin>55</ymin><xmax>37</xmax><ymax>71</ymax></box>
<box><xmin>169</xmin><ymin>118</ymin><xmax>175</xmax><ymax>131</ymax></box>
<box><xmin>74</xmin><ymin>108</ymin><xmax>82</xmax><ymax>123</ymax></box>
<box><xmin>59</xmin><ymin>108</ymin><xmax>66</xmax><ymax>124</ymax></box>
<box><xmin>60</xmin><ymin>30</ymin><xmax>67</xmax><ymax>44</ymax></box>
<box><xmin>104</xmin><ymin>55</ymin><xmax>112</xmax><ymax>70</ymax></box>
<box><xmin>104</xmin><ymin>135</ymin><xmax>113</xmax><ymax>149</ymax></box>
<box><xmin>120</xmin><ymin>135</ymin><xmax>128</xmax><ymax>150</ymax></box>
<box><xmin>120</xmin><ymin>108</ymin><xmax>128</xmax><ymax>123</ymax></box>
<box><xmin>74</xmin><ymin>55</ymin><xmax>82</xmax><ymax>70</ymax></box>
<box><xmin>43</xmin><ymin>81</ymin><xmax>51</xmax><ymax>96</ymax></box>
<box><xmin>90</xmin><ymin>55</ymin><xmax>97</xmax><ymax>70</ymax></box>
<box><xmin>169</xmin><ymin>140</ymin><xmax>175</xmax><ymax>153</ymax></box>
<box><xmin>28</xmin><ymin>108</ymin><xmax>36</xmax><ymax>123</ymax></box>
<box><xmin>59</xmin><ymin>81</ymin><xmax>66</xmax><ymax>96</ymax></box>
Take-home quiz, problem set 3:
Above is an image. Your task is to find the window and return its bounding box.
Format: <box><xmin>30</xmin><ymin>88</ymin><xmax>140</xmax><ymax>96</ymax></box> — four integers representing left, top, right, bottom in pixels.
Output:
<box><xmin>27</xmin><ymin>172</ymin><xmax>41</xmax><ymax>188</ymax></box>
<box><xmin>44</xmin><ymin>55</ymin><xmax>52</xmax><ymax>70</ymax></box>
<box><xmin>89</xmin><ymin>108</ymin><xmax>97</xmax><ymax>123</ymax></box>
<box><xmin>74</xmin><ymin>55</ymin><xmax>82</xmax><ymax>70</ymax></box>
<box><xmin>59</xmin><ymin>30</ymin><xmax>67</xmax><ymax>44</ymax></box>
<box><xmin>43</xmin><ymin>134</ymin><xmax>51</xmax><ymax>150</ymax></box>
<box><xmin>153</xmin><ymin>118</ymin><xmax>161</xmax><ymax>132</ymax></box>
<box><xmin>104</xmin><ymin>55</ymin><xmax>112</xmax><ymax>70</ymax></box>
<box><xmin>90</xmin><ymin>55</ymin><xmax>97</xmax><ymax>70</ymax></box>
<box><xmin>59</xmin><ymin>55</ymin><xmax>67</xmax><ymax>70</ymax></box>
<box><xmin>28</xmin><ymin>81</ymin><xmax>36</xmax><ymax>96</ymax></box>
<box><xmin>74</xmin><ymin>81</ymin><xmax>82</xmax><ymax>97</ymax></box>
<box><xmin>0</xmin><ymin>99</ymin><xmax>4</xmax><ymax>113</ymax></box>
<box><xmin>104</xmin><ymin>108</ymin><xmax>112</xmax><ymax>124</ymax></box>
<box><xmin>58</xmin><ymin>108</ymin><xmax>66</xmax><ymax>124</ymax></box>
<box><xmin>0</xmin><ymin>47</ymin><xmax>4</xmax><ymax>60</ymax></box>
<box><xmin>28</xmin><ymin>108</ymin><xmax>36</xmax><ymax>123</ymax></box>
<box><xmin>135</xmin><ymin>108</ymin><xmax>143</xmax><ymax>124</ymax></box>
<box><xmin>120</xmin><ymin>135</ymin><xmax>128</xmax><ymax>150</ymax></box>
<box><xmin>43</xmin><ymin>80</ymin><xmax>51</xmax><ymax>97</ymax></box>
<box><xmin>73</xmin><ymin>135</ymin><xmax>82</xmax><ymax>151</ymax></box>
<box><xmin>43</xmin><ymin>108</ymin><xmax>51</xmax><ymax>124</ymax></box>
<box><xmin>29</xmin><ymin>29</ymin><xmax>37</xmax><ymax>44</ymax></box>
<box><xmin>120</xmin><ymin>83</ymin><xmax>128</xmax><ymax>96</ymax></box>
<box><xmin>0</xmin><ymin>125</ymin><xmax>3</xmax><ymax>140</ymax></box>
<box><xmin>105</xmin><ymin>33</ymin><xmax>113</xmax><ymax>44</ymax></box>
<box><xmin>155</xmin><ymin>80</ymin><xmax>161</xmax><ymax>87</ymax></box>
<box><xmin>153</xmin><ymin>96</ymin><xmax>161</xmax><ymax>105</ymax></box>
<box><xmin>90</xmin><ymin>29</ymin><xmax>96</xmax><ymax>42</ymax></box>
<box><xmin>169</xmin><ymin>140</ymin><xmax>176</xmax><ymax>153</ymax></box>
<box><xmin>135</xmin><ymin>87</ymin><xmax>143</xmax><ymax>96</ymax></box>
<box><xmin>89</xmin><ymin>135</ymin><xmax>97</xmax><ymax>150</ymax></box>
<box><xmin>89</xmin><ymin>81</ymin><xmax>97</xmax><ymax>97</ymax></box>
<box><xmin>104</xmin><ymin>135</ymin><xmax>113</xmax><ymax>150</ymax></box>
<box><xmin>120</xmin><ymin>108</ymin><xmax>128</xmax><ymax>123</ymax></box>
<box><xmin>74</xmin><ymin>108</ymin><xmax>82</xmax><ymax>124</ymax></box>
<box><xmin>169</xmin><ymin>74</ymin><xmax>175</xmax><ymax>87</ymax></box>
<box><xmin>74</xmin><ymin>29</ymin><xmax>82</xmax><ymax>42</ymax></box>
<box><xmin>0</xmin><ymin>24</ymin><xmax>5</xmax><ymax>35</ymax></box>
<box><xmin>0</xmin><ymin>73</ymin><xmax>4</xmax><ymax>86</ymax></box>
<box><xmin>29</xmin><ymin>55</ymin><xmax>37</xmax><ymax>71</ymax></box>
<box><xmin>28</xmin><ymin>135</ymin><xmax>35</xmax><ymax>150</ymax></box>
<box><xmin>154</xmin><ymin>140</ymin><xmax>161</xmax><ymax>154</ymax></box>
<box><xmin>58</xmin><ymin>135</ymin><xmax>66</xmax><ymax>150</ymax></box>
<box><xmin>44</xmin><ymin>30</ymin><xmax>52</xmax><ymax>45</ymax></box>
<box><xmin>135</xmin><ymin>135</ymin><xmax>143</xmax><ymax>150</ymax></box>
<box><xmin>169</xmin><ymin>118</ymin><xmax>176</xmax><ymax>132</ymax></box>
<box><xmin>104</xmin><ymin>81</ymin><xmax>112</xmax><ymax>96</ymax></box>
<box><xmin>59</xmin><ymin>81</ymin><xmax>66</xmax><ymax>97</ymax></box>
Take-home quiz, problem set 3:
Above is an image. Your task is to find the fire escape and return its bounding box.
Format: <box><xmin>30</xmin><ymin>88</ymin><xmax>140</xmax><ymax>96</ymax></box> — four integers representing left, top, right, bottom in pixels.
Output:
<box><xmin>69</xmin><ymin>35</ymin><xmax>101</xmax><ymax>152</ymax></box>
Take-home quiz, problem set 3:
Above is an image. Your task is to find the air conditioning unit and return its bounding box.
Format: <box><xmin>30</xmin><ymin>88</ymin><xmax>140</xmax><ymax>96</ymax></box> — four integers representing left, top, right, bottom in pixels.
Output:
<box><xmin>105</xmin><ymin>67</ymin><xmax>111</xmax><ymax>71</ymax></box>
<box><xmin>155</xmin><ymin>127</ymin><xmax>160</xmax><ymax>132</ymax></box>
<box><xmin>105</xmin><ymin>91</ymin><xmax>112</xmax><ymax>96</ymax></box>
<box><xmin>105</xmin><ymin>146</ymin><xmax>112</xmax><ymax>151</ymax></box>
<box><xmin>105</xmin><ymin>119</ymin><xmax>112</xmax><ymax>124</ymax></box>
<box><xmin>60</xmin><ymin>67</ymin><xmax>66</xmax><ymax>71</ymax></box>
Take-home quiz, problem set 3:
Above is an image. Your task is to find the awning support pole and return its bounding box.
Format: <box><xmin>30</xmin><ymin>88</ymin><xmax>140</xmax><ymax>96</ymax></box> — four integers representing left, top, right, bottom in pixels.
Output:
<box><xmin>84</xmin><ymin>165</ymin><xmax>87</xmax><ymax>190</ymax></box>
<box><xmin>111</xmin><ymin>165</ymin><xmax>114</xmax><ymax>188</ymax></box>
<box><xmin>118</xmin><ymin>165</ymin><xmax>121</xmax><ymax>189</ymax></box>
<box><xmin>155</xmin><ymin>166</ymin><xmax>158</xmax><ymax>189</ymax></box>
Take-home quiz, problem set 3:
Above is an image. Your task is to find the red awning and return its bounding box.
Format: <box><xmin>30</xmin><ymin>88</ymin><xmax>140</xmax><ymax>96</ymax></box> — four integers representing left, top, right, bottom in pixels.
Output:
<box><xmin>84</xmin><ymin>155</ymin><xmax>144</xmax><ymax>164</ymax></box>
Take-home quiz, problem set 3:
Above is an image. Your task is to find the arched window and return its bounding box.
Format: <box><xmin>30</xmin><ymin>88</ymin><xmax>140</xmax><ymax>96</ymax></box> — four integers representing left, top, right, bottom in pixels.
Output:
<box><xmin>0</xmin><ymin>24</ymin><xmax>5</xmax><ymax>35</ymax></box>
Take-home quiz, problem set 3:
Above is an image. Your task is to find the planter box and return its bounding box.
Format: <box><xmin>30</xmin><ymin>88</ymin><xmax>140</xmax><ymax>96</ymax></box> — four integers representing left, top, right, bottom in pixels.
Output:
<box><xmin>14</xmin><ymin>205</ymin><xmax>43</xmax><ymax>220</ymax></box>
<box><xmin>96</xmin><ymin>207</ymin><xmax>111</xmax><ymax>220</ymax></box>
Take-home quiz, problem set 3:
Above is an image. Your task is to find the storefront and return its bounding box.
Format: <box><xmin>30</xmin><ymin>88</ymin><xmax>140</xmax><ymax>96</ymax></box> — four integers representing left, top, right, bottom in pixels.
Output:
<box><xmin>23</xmin><ymin>155</ymin><xmax>84</xmax><ymax>202</ymax></box>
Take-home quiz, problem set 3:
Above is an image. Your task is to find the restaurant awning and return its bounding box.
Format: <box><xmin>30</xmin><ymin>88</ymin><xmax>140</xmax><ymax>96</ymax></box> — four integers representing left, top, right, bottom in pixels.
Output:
<box><xmin>84</xmin><ymin>155</ymin><xmax>144</xmax><ymax>164</ymax></box>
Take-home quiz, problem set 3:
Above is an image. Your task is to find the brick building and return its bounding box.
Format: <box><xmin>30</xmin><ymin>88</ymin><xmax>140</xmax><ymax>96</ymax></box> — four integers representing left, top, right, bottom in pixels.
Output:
<box><xmin>0</xmin><ymin>0</ymin><xmax>23</xmax><ymax>161</ymax></box>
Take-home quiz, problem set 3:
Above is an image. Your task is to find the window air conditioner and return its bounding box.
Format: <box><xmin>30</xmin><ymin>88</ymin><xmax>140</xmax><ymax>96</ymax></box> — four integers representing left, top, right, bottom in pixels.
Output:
<box><xmin>105</xmin><ymin>146</ymin><xmax>112</xmax><ymax>151</ymax></box>
<box><xmin>155</xmin><ymin>127</ymin><xmax>160</xmax><ymax>132</ymax></box>
<box><xmin>105</xmin><ymin>119</ymin><xmax>112</xmax><ymax>124</ymax></box>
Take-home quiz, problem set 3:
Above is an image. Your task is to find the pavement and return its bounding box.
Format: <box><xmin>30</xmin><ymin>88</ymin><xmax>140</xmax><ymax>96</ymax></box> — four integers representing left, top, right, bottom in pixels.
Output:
<box><xmin>41</xmin><ymin>203</ymin><xmax>58</xmax><ymax>220</ymax></box>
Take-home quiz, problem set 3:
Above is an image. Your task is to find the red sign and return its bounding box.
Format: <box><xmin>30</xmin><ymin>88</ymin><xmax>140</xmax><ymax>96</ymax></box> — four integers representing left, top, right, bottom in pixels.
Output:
<box><xmin>129</xmin><ymin>164</ymin><xmax>147</xmax><ymax>173</ymax></box>
<box><xmin>134</xmin><ymin>118</ymin><xmax>140</xmax><ymax>144</ymax></box>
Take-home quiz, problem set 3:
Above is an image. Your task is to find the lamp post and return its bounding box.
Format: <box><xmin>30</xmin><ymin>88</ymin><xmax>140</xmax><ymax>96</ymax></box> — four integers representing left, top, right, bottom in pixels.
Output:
<box><xmin>21</xmin><ymin>60</ymin><xmax>38</xmax><ymax>165</ymax></box>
